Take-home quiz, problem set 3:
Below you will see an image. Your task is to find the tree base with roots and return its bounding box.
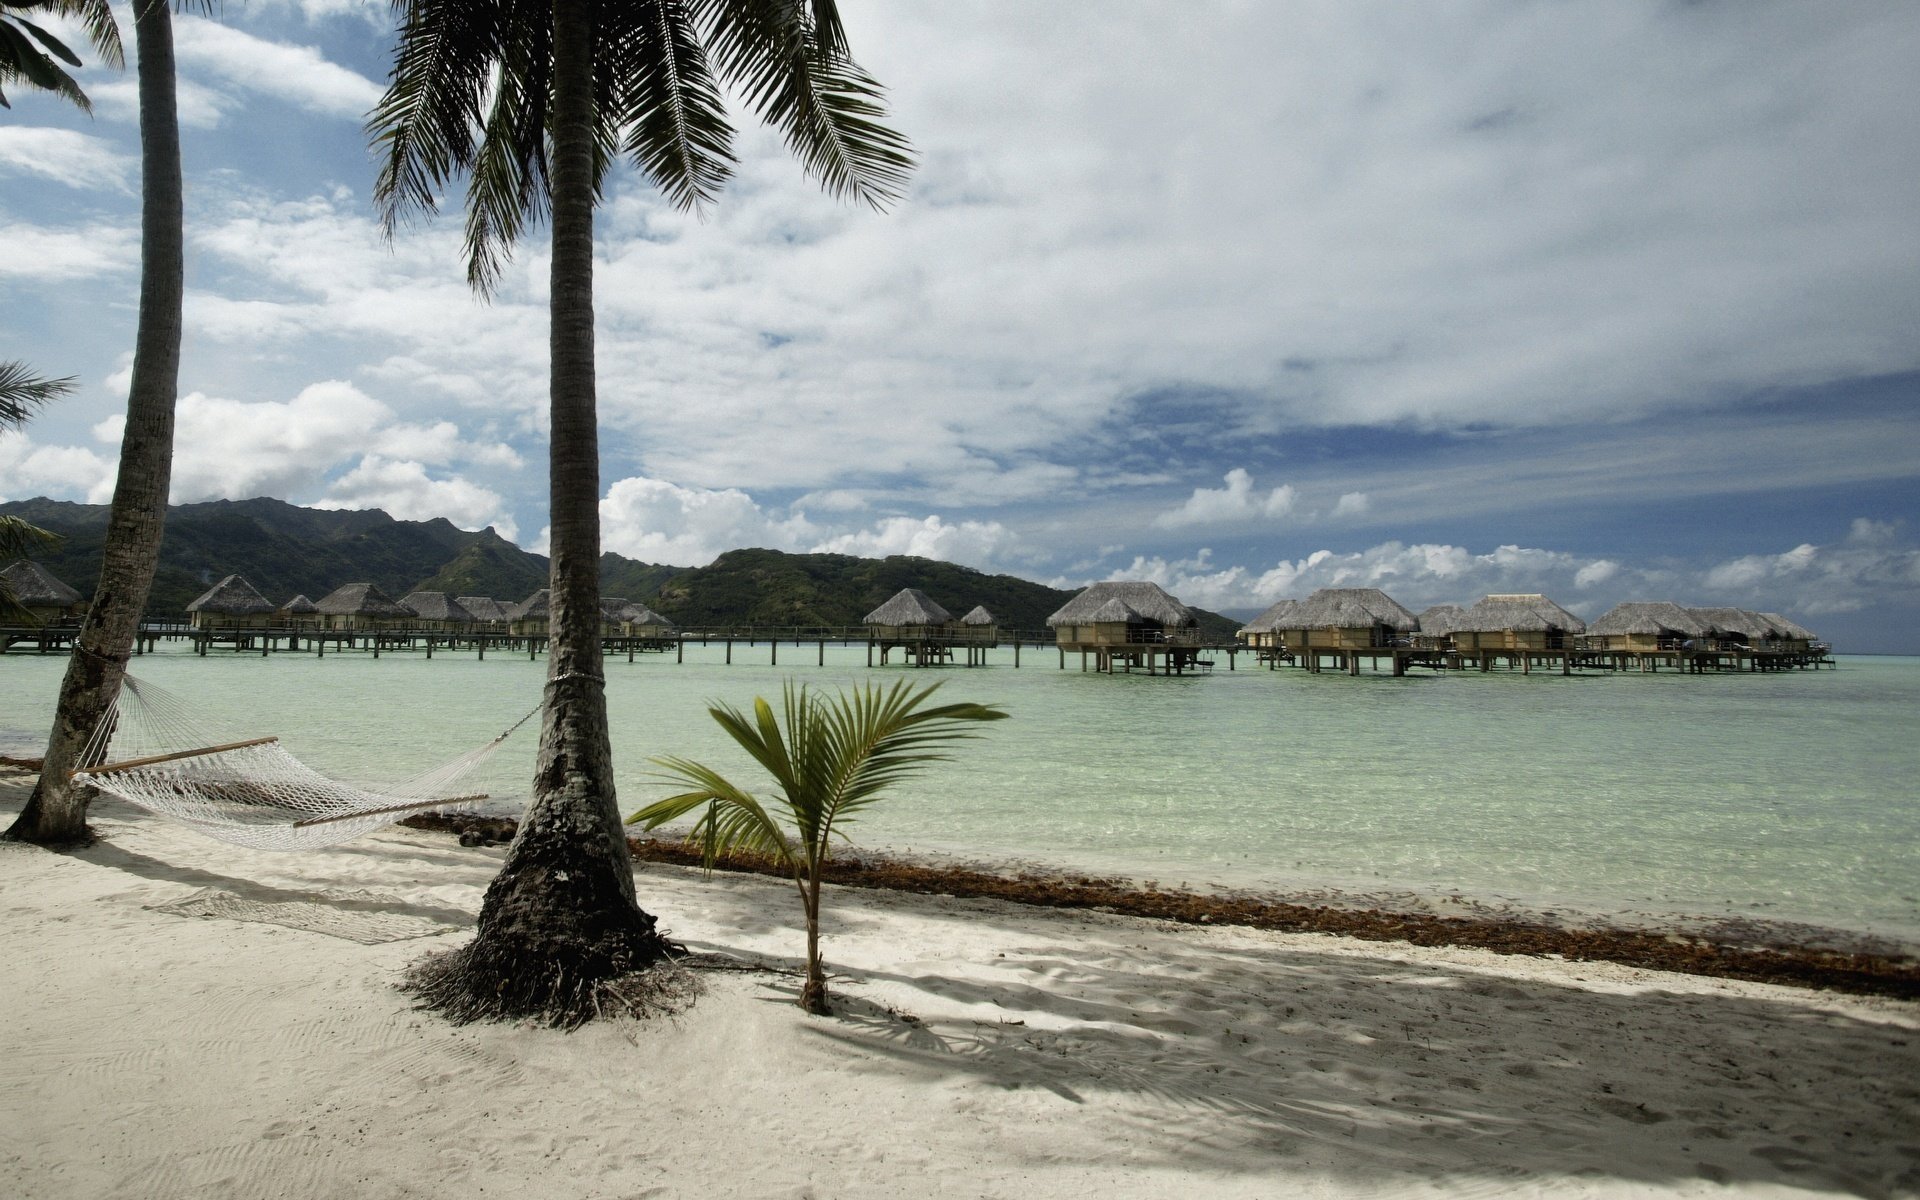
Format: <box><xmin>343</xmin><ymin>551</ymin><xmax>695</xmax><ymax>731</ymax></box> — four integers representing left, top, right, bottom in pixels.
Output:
<box><xmin>402</xmin><ymin>844</ymin><xmax>693</xmax><ymax>1030</ymax></box>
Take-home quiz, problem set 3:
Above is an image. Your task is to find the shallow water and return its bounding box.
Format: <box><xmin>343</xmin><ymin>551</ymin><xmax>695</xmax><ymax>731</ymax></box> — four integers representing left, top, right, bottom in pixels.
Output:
<box><xmin>2</xmin><ymin>642</ymin><xmax>1914</xmax><ymax>947</ymax></box>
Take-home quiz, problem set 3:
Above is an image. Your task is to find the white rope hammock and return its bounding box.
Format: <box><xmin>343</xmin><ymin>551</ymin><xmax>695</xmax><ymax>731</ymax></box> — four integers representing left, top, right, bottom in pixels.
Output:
<box><xmin>72</xmin><ymin>675</ymin><xmax>539</xmax><ymax>851</ymax></box>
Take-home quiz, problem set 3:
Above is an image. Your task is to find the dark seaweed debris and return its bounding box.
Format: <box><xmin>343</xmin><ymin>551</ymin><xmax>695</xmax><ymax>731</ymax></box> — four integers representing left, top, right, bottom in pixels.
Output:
<box><xmin>398</xmin><ymin>812</ymin><xmax>1920</xmax><ymax>1002</ymax></box>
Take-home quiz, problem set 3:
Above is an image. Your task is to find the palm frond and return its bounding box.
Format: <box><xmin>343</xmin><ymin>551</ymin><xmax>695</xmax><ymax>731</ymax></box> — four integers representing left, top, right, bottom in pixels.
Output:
<box><xmin>696</xmin><ymin>0</ymin><xmax>914</xmax><ymax>209</ymax></box>
<box><xmin>370</xmin><ymin>0</ymin><xmax>498</xmax><ymax>236</ymax></box>
<box><xmin>610</xmin><ymin>0</ymin><xmax>735</xmax><ymax>212</ymax></box>
<box><xmin>0</xmin><ymin>360</ymin><xmax>75</xmax><ymax>428</ymax></box>
<box><xmin>460</xmin><ymin>15</ymin><xmax>551</xmax><ymax>293</ymax></box>
<box><xmin>44</xmin><ymin>0</ymin><xmax>121</xmax><ymax>69</ymax></box>
<box><xmin>634</xmin><ymin>754</ymin><xmax>795</xmax><ymax>867</ymax></box>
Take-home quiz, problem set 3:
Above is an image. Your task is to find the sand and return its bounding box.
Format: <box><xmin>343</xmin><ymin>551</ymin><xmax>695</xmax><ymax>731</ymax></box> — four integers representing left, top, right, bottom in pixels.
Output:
<box><xmin>1</xmin><ymin>771</ymin><xmax>1915</xmax><ymax>1199</ymax></box>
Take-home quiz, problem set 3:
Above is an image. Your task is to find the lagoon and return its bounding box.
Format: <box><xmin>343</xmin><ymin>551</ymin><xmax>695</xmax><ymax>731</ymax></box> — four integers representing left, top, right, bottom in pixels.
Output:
<box><xmin>2</xmin><ymin>644</ymin><xmax>1915</xmax><ymax>950</ymax></box>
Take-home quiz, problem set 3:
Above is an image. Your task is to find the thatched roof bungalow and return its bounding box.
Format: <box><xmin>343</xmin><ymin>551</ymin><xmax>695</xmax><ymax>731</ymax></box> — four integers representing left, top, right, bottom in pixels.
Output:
<box><xmin>952</xmin><ymin>604</ymin><xmax>998</xmax><ymax>643</ymax></box>
<box><xmin>1</xmin><ymin>560</ymin><xmax>83</xmax><ymax>625</ymax></box>
<box><xmin>508</xmin><ymin>589</ymin><xmax>550</xmax><ymax>637</ymax></box>
<box><xmin>186</xmin><ymin>574</ymin><xmax>276</xmax><ymax>631</ymax></box>
<box><xmin>1687</xmin><ymin>607</ymin><xmax>1788</xmax><ymax>649</ymax></box>
<box><xmin>277</xmin><ymin>594</ymin><xmax>321</xmax><ymax>630</ymax></box>
<box><xmin>457</xmin><ymin>596</ymin><xmax>511</xmax><ymax>628</ymax></box>
<box><xmin>1585</xmin><ymin>602</ymin><xmax>1711</xmax><ymax>652</ymax></box>
<box><xmin>1268</xmin><ymin>587</ymin><xmax>1418</xmax><ymax>651</ymax></box>
<box><xmin>1448</xmin><ymin>594</ymin><xmax>1587</xmax><ymax>652</ymax></box>
<box><xmin>400</xmin><ymin>591</ymin><xmax>477</xmax><ymax>632</ymax></box>
<box><xmin>615</xmin><ymin>601</ymin><xmax>674</xmax><ymax>637</ymax></box>
<box><xmin>864</xmin><ymin>588</ymin><xmax>954</xmax><ymax>641</ymax></box>
<box><xmin>1048</xmin><ymin>582</ymin><xmax>1198</xmax><ymax>647</ymax></box>
<box><xmin>1237</xmin><ymin>598</ymin><xmax>1301</xmax><ymax>649</ymax></box>
<box><xmin>313</xmin><ymin>582</ymin><xmax>414</xmax><ymax>632</ymax></box>
<box><xmin>1758</xmin><ymin>612</ymin><xmax>1821</xmax><ymax>653</ymax></box>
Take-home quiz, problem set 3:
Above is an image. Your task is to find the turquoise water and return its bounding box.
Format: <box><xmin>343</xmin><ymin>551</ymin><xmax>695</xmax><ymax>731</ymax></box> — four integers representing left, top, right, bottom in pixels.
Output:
<box><xmin>3</xmin><ymin>644</ymin><xmax>1915</xmax><ymax>947</ymax></box>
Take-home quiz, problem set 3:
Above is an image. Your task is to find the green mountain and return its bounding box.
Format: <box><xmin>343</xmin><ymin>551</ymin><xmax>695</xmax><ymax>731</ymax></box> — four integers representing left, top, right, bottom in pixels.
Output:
<box><xmin>0</xmin><ymin>498</ymin><xmax>1243</xmax><ymax>638</ymax></box>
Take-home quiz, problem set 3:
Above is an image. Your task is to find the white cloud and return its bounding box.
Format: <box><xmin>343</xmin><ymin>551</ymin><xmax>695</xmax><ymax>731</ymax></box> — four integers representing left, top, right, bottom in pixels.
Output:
<box><xmin>173</xmin><ymin>16</ymin><xmax>383</xmax><ymax>119</ymax></box>
<box><xmin>1573</xmin><ymin>559</ymin><xmax>1620</xmax><ymax>589</ymax></box>
<box><xmin>810</xmin><ymin>515</ymin><xmax>1017</xmax><ymax>569</ymax></box>
<box><xmin>0</xmin><ymin>430</ymin><xmax>115</xmax><ymax>503</ymax></box>
<box><xmin>0</xmin><ymin>221</ymin><xmax>137</xmax><ymax>280</ymax></box>
<box><xmin>317</xmin><ymin>456</ymin><xmax>517</xmax><ymax>540</ymax></box>
<box><xmin>91</xmin><ymin>77</ymin><xmax>232</xmax><ymax>130</ymax></box>
<box><xmin>599</xmin><ymin>476</ymin><xmax>816</xmax><ymax>566</ymax></box>
<box><xmin>1331</xmin><ymin>491</ymin><xmax>1371</xmax><ymax>519</ymax></box>
<box><xmin>1701</xmin><ymin>520</ymin><xmax>1920</xmax><ymax>614</ymax></box>
<box><xmin>0</xmin><ymin>127</ymin><xmax>132</xmax><ymax>192</ymax></box>
<box><xmin>1153</xmin><ymin>469</ymin><xmax>1297</xmax><ymax>529</ymax></box>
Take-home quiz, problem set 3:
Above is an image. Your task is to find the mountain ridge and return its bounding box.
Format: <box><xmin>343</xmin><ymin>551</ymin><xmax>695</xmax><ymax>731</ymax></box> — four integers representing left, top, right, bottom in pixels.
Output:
<box><xmin>0</xmin><ymin>497</ymin><xmax>1243</xmax><ymax>637</ymax></box>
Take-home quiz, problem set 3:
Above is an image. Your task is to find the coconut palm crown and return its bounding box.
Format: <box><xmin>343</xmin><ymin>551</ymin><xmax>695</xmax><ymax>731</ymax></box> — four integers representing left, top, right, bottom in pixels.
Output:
<box><xmin>370</xmin><ymin>0</ymin><xmax>915</xmax><ymax>292</ymax></box>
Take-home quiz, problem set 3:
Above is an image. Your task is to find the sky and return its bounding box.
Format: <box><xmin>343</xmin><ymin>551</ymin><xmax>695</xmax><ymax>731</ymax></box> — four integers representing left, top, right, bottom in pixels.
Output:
<box><xmin>2</xmin><ymin>1</ymin><xmax>1918</xmax><ymax>650</ymax></box>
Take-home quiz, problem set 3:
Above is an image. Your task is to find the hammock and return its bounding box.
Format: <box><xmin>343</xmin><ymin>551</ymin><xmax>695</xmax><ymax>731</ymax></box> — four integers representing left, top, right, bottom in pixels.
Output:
<box><xmin>71</xmin><ymin>675</ymin><xmax>539</xmax><ymax>851</ymax></box>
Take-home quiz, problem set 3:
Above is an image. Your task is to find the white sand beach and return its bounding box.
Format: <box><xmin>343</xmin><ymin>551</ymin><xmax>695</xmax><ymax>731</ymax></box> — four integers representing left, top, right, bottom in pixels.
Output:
<box><xmin>1</xmin><ymin>769</ymin><xmax>1915</xmax><ymax>1199</ymax></box>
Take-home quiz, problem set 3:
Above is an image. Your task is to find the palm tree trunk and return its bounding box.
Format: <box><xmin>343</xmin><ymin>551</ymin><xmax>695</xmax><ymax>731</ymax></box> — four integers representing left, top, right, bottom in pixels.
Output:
<box><xmin>801</xmin><ymin>870</ymin><xmax>830</xmax><ymax>1014</ymax></box>
<box><xmin>7</xmin><ymin>0</ymin><xmax>181</xmax><ymax>846</ymax></box>
<box><xmin>405</xmin><ymin>0</ymin><xmax>674</xmax><ymax>1026</ymax></box>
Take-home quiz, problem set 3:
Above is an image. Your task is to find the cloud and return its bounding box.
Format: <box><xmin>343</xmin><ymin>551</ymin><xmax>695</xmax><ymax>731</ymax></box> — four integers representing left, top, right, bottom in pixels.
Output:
<box><xmin>1331</xmin><ymin>492</ymin><xmax>1371</xmax><ymax>519</ymax></box>
<box><xmin>91</xmin><ymin>77</ymin><xmax>232</xmax><ymax>130</ymax></box>
<box><xmin>1701</xmin><ymin>519</ymin><xmax>1920</xmax><ymax>614</ymax></box>
<box><xmin>0</xmin><ymin>430</ymin><xmax>115</xmax><ymax>503</ymax></box>
<box><xmin>316</xmin><ymin>456</ymin><xmax>517</xmax><ymax>540</ymax></box>
<box><xmin>173</xmin><ymin>16</ymin><xmax>383</xmax><ymax>119</ymax></box>
<box><xmin>810</xmin><ymin>515</ymin><xmax>1018</xmax><ymax>569</ymax></box>
<box><xmin>0</xmin><ymin>220</ymin><xmax>137</xmax><ymax>280</ymax></box>
<box><xmin>0</xmin><ymin>127</ymin><xmax>132</xmax><ymax>191</ymax></box>
<box><xmin>599</xmin><ymin>476</ymin><xmax>817</xmax><ymax>566</ymax></box>
<box><xmin>1153</xmin><ymin>469</ymin><xmax>1297</xmax><ymax>529</ymax></box>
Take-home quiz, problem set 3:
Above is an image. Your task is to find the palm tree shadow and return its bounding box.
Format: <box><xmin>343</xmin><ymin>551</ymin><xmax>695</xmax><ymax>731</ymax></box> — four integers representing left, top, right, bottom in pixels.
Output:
<box><xmin>795</xmin><ymin>938</ymin><xmax>1920</xmax><ymax>1196</ymax></box>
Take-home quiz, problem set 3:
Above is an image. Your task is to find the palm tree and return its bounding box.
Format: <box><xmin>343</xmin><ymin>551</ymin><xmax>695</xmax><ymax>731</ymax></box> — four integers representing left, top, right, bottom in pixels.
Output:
<box><xmin>0</xmin><ymin>362</ymin><xmax>74</xmax><ymax>622</ymax></box>
<box><xmin>371</xmin><ymin>0</ymin><xmax>912</xmax><ymax>1026</ymax></box>
<box><xmin>6</xmin><ymin>0</ymin><xmax>188</xmax><ymax>846</ymax></box>
<box><xmin>632</xmin><ymin>681</ymin><xmax>1006</xmax><ymax>1014</ymax></box>
<box><xmin>0</xmin><ymin>0</ymin><xmax>122</xmax><ymax>111</ymax></box>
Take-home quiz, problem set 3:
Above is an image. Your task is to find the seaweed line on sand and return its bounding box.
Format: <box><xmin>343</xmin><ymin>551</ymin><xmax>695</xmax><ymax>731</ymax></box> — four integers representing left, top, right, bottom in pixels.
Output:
<box><xmin>399</xmin><ymin>812</ymin><xmax>1920</xmax><ymax>1002</ymax></box>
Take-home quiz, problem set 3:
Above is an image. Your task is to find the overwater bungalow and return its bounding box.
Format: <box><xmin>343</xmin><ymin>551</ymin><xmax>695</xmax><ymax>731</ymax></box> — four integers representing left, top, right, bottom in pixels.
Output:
<box><xmin>1049</xmin><ymin>582</ymin><xmax>1198</xmax><ymax>648</ymax></box>
<box><xmin>1</xmin><ymin>560</ymin><xmax>83</xmax><ymax>626</ymax></box>
<box><xmin>1584</xmin><ymin>602</ymin><xmax>1711</xmax><ymax>652</ymax></box>
<box><xmin>954</xmin><ymin>605</ymin><xmax>998</xmax><ymax>643</ymax></box>
<box><xmin>1048</xmin><ymin>582</ymin><xmax>1206</xmax><ymax>673</ymax></box>
<box><xmin>399</xmin><ymin>591</ymin><xmax>477</xmax><ymax>633</ymax></box>
<box><xmin>1758</xmin><ymin>612</ymin><xmax>1821</xmax><ymax>654</ymax></box>
<box><xmin>1272</xmin><ymin>587</ymin><xmax>1418</xmax><ymax>651</ymax></box>
<box><xmin>277</xmin><ymin>594</ymin><xmax>322</xmax><ymax>631</ymax></box>
<box><xmin>186</xmin><ymin>574</ymin><xmax>275</xmax><ymax>632</ymax></box>
<box><xmin>1448</xmin><ymin>594</ymin><xmax>1587</xmax><ymax>652</ymax></box>
<box><xmin>865</xmin><ymin>588</ymin><xmax>954</xmax><ymax>640</ymax></box>
<box><xmin>1238</xmin><ymin>599</ymin><xmax>1302</xmax><ymax>650</ymax></box>
<box><xmin>313</xmin><ymin>582</ymin><xmax>415</xmax><ymax>633</ymax></box>
<box><xmin>508</xmin><ymin>590</ymin><xmax>550</xmax><ymax>638</ymax></box>
<box><xmin>616</xmin><ymin>602</ymin><xmax>674</xmax><ymax>638</ymax></box>
<box><xmin>1412</xmin><ymin>603</ymin><xmax>1468</xmax><ymax>650</ymax></box>
<box><xmin>456</xmin><ymin>596</ymin><xmax>511</xmax><ymax>629</ymax></box>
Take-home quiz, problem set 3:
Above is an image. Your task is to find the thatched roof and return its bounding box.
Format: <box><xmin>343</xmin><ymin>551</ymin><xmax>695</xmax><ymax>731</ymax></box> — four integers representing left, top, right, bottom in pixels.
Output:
<box><xmin>509</xmin><ymin>589</ymin><xmax>550</xmax><ymax>620</ymax></box>
<box><xmin>456</xmin><ymin>596</ymin><xmax>509</xmax><ymax>622</ymax></box>
<box><xmin>1239</xmin><ymin>598</ymin><xmax>1302</xmax><ymax>635</ymax></box>
<box><xmin>186</xmin><ymin>574</ymin><xmax>275</xmax><ymax>616</ymax></box>
<box><xmin>1453</xmin><ymin>594</ymin><xmax>1587</xmax><ymax>634</ymax></box>
<box><xmin>864</xmin><ymin>588</ymin><xmax>953</xmax><ymax>627</ymax></box>
<box><xmin>1087</xmin><ymin>597</ymin><xmax>1145</xmax><ymax>623</ymax></box>
<box><xmin>1</xmin><ymin>560</ymin><xmax>81</xmax><ymax>608</ymax></box>
<box><xmin>961</xmin><ymin>605</ymin><xmax>996</xmax><ymax>626</ymax></box>
<box><xmin>1587</xmin><ymin>601</ymin><xmax>1710</xmax><ymax>637</ymax></box>
<box><xmin>1415</xmin><ymin>604</ymin><xmax>1468</xmax><ymax>635</ymax></box>
<box><xmin>400</xmin><ymin>591</ymin><xmax>476</xmax><ymax>623</ymax></box>
<box><xmin>1287</xmin><ymin>588</ymin><xmax>1418</xmax><ymax>631</ymax></box>
<box><xmin>1759</xmin><ymin>612</ymin><xmax>1818</xmax><ymax>640</ymax></box>
<box><xmin>624</xmin><ymin>603</ymin><xmax>673</xmax><ymax>627</ymax></box>
<box><xmin>1687</xmin><ymin>607</ymin><xmax>1781</xmax><ymax>638</ymax></box>
<box><xmin>279</xmin><ymin>594</ymin><xmax>317</xmax><ymax>614</ymax></box>
<box><xmin>1048</xmin><ymin>582</ymin><xmax>1194</xmax><ymax>628</ymax></box>
<box><xmin>313</xmin><ymin>582</ymin><xmax>413</xmax><ymax>618</ymax></box>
